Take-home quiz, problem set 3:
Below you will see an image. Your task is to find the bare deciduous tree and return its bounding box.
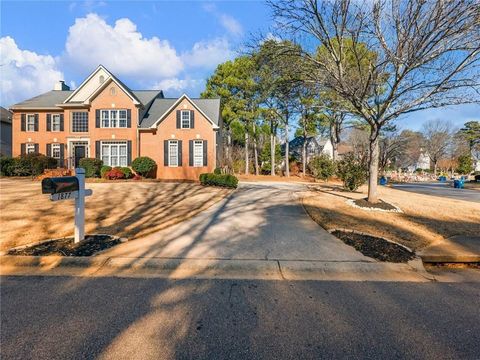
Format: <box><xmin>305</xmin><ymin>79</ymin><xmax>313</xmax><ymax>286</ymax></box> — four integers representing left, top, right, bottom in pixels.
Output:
<box><xmin>269</xmin><ymin>0</ymin><xmax>480</xmax><ymax>202</ymax></box>
<box><xmin>422</xmin><ymin>119</ymin><xmax>455</xmax><ymax>176</ymax></box>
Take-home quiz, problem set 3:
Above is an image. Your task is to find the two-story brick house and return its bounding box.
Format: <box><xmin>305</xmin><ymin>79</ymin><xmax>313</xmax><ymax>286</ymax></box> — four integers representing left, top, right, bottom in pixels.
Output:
<box><xmin>10</xmin><ymin>65</ymin><xmax>221</xmax><ymax>180</ymax></box>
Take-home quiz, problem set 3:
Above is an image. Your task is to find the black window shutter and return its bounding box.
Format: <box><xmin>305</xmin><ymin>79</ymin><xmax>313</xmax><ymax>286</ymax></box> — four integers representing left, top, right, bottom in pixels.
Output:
<box><xmin>21</xmin><ymin>143</ymin><xmax>26</xmax><ymax>155</ymax></box>
<box><xmin>34</xmin><ymin>114</ymin><xmax>39</xmax><ymax>131</ymax></box>
<box><xmin>59</xmin><ymin>144</ymin><xmax>65</xmax><ymax>167</ymax></box>
<box><xmin>178</xmin><ymin>140</ymin><xmax>182</xmax><ymax>166</ymax></box>
<box><xmin>203</xmin><ymin>140</ymin><xmax>208</xmax><ymax>166</ymax></box>
<box><xmin>96</xmin><ymin>110</ymin><xmax>100</xmax><ymax>128</ymax></box>
<box><xmin>21</xmin><ymin>114</ymin><xmax>26</xmax><ymax>131</ymax></box>
<box><xmin>127</xmin><ymin>109</ymin><xmax>131</xmax><ymax>128</ymax></box>
<box><xmin>95</xmin><ymin>141</ymin><xmax>101</xmax><ymax>159</ymax></box>
<box><xmin>60</xmin><ymin>114</ymin><xmax>64</xmax><ymax>131</ymax></box>
<box><xmin>46</xmin><ymin>143</ymin><xmax>51</xmax><ymax>157</ymax></box>
<box><xmin>190</xmin><ymin>110</ymin><xmax>195</xmax><ymax>128</ymax></box>
<box><xmin>34</xmin><ymin>143</ymin><xmax>39</xmax><ymax>153</ymax></box>
<box><xmin>127</xmin><ymin>140</ymin><xmax>132</xmax><ymax>165</ymax></box>
<box><xmin>164</xmin><ymin>140</ymin><xmax>169</xmax><ymax>166</ymax></box>
<box><xmin>176</xmin><ymin>110</ymin><xmax>181</xmax><ymax>129</ymax></box>
<box><xmin>86</xmin><ymin>112</ymin><xmax>89</xmax><ymax>130</ymax></box>
<box><xmin>189</xmin><ymin>140</ymin><xmax>194</xmax><ymax>166</ymax></box>
<box><xmin>46</xmin><ymin>114</ymin><xmax>51</xmax><ymax>131</ymax></box>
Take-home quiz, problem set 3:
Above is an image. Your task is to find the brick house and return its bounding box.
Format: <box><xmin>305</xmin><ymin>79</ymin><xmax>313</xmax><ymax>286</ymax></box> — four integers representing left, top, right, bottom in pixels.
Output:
<box><xmin>9</xmin><ymin>65</ymin><xmax>221</xmax><ymax>180</ymax></box>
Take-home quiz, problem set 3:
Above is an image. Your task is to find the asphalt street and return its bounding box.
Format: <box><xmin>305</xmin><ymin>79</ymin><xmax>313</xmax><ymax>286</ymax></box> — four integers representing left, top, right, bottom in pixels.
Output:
<box><xmin>391</xmin><ymin>182</ymin><xmax>480</xmax><ymax>203</ymax></box>
<box><xmin>1</xmin><ymin>276</ymin><xmax>479</xmax><ymax>360</ymax></box>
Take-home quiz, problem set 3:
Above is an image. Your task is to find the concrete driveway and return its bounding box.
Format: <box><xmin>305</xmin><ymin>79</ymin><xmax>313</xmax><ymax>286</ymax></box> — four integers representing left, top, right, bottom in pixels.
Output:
<box><xmin>101</xmin><ymin>182</ymin><xmax>370</xmax><ymax>262</ymax></box>
<box><xmin>391</xmin><ymin>182</ymin><xmax>480</xmax><ymax>203</ymax></box>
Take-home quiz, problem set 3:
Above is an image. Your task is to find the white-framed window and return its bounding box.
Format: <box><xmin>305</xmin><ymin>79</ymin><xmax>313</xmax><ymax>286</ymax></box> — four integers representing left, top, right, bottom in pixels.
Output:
<box><xmin>26</xmin><ymin>143</ymin><xmax>36</xmax><ymax>154</ymax></box>
<box><xmin>101</xmin><ymin>109</ymin><xmax>127</xmax><ymax>128</ymax></box>
<box><xmin>26</xmin><ymin>114</ymin><xmax>36</xmax><ymax>132</ymax></box>
<box><xmin>101</xmin><ymin>141</ymin><xmax>128</xmax><ymax>167</ymax></box>
<box><xmin>51</xmin><ymin>144</ymin><xmax>61</xmax><ymax>159</ymax></box>
<box><xmin>181</xmin><ymin>110</ymin><xmax>191</xmax><ymax>129</ymax></box>
<box><xmin>52</xmin><ymin>114</ymin><xmax>61</xmax><ymax>132</ymax></box>
<box><xmin>72</xmin><ymin>112</ymin><xmax>88</xmax><ymax>132</ymax></box>
<box><xmin>168</xmin><ymin>140</ymin><xmax>178</xmax><ymax>167</ymax></box>
<box><xmin>193</xmin><ymin>140</ymin><xmax>204</xmax><ymax>167</ymax></box>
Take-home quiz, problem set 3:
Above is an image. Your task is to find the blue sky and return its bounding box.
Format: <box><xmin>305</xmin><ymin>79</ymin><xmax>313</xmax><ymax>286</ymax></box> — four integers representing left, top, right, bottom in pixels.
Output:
<box><xmin>1</xmin><ymin>0</ymin><xmax>478</xmax><ymax>132</ymax></box>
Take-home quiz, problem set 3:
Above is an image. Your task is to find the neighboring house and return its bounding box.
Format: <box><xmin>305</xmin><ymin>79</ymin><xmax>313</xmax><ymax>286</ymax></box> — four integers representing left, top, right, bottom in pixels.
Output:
<box><xmin>283</xmin><ymin>136</ymin><xmax>333</xmax><ymax>163</ymax></box>
<box><xmin>9</xmin><ymin>65</ymin><xmax>221</xmax><ymax>180</ymax></box>
<box><xmin>407</xmin><ymin>152</ymin><xmax>430</xmax><ymax>172</ymax></box>
<box><xmin>1</xmin><ymin>106</ymin><xmax>12</xmax><ymax>156</ymax></box>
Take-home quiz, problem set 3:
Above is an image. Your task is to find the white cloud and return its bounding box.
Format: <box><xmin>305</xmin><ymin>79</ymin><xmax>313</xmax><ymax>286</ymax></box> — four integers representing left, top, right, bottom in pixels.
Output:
<box><xmin>203</xmin><ymin>3</ymin><xmax>243</xmax><ymax>36</ymax></box>
<box><xmin>219</xmin><ymin>14</ymin><xmax>243</xmax><ymax>36</ymax></box>
<box><xmin>182</xmin><ymin>38</ymin><xmax>234</xmax><ymax>69</ymax></box>
<box><xmin>0</xmin><ymin>36</ymin><xmax>64</xmax><ymax>106</ymax></box>
<box><xmin>63</xmin><ymin>13</ymin><xmax>183</xmax><ymax>80</ymax></box>
<box><xmin>154</xmin><ymin>78</ymin><xmax>200</xmax><ymax>92</ymax></box>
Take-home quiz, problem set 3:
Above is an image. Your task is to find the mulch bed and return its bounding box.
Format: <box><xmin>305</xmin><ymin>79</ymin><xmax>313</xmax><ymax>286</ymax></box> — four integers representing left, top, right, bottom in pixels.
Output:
<box><xmin>7</xmin><ymin>235</ymin><xmax>121</xmax><ymax>256</ymax></box>
<box><xmin>332</xmin><ymin>230</ymin><xmax>416</xmax><ymax>263</ymax></box>
<box><xmin>353</xmin><ymin>198</ymin><xmax>398</xmax><ymax>211</ymax></box>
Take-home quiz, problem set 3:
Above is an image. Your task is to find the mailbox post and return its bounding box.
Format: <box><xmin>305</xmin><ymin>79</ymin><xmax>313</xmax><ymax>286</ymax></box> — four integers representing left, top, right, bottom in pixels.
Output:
<box><xmin>41</xmin><ymin>168</ymin><xmax>92</xmax><ymax>243</ymax></box>
<box><xmin>74</xmin><ymin>168</ymin><xmax>86</xmax><ymax>243</ymax></box>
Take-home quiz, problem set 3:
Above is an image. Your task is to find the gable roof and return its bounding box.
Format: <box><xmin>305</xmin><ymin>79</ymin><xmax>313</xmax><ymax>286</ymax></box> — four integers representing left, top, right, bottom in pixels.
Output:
<box><xmin>139</xmin><ymin>94</ymin><xmax>220</xmax><ymax>129</ymax></box>
<box><xmin>64</xmin><ymin>65</ymin><xmax>142</xmax><ymax>105</ymax></box>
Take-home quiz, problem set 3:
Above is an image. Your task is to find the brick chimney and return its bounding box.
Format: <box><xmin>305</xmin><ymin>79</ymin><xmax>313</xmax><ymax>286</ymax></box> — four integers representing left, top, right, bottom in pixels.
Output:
<box><xmin>54</xmin><ymin>80</ymin><xmax>70</xmax><ymax>91</ymax></box>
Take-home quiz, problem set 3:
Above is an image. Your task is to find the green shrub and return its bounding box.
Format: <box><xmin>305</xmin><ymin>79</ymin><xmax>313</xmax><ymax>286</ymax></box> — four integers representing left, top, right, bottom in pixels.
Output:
<box><xmin>13</xmin><ymin>153</ymin><xmax>57</xmax><ymax>177</ymax></box>
<box><xmin>0</xmin><ymin>156</ymin><xmax>15</xmax><ymax>176</ymax></box>
<box><xmin>214</xmin><ymin>167</ymin><xmax>222</xmax><ymax>175</ymax></box>
<box><xmin>100</xmin><ymin>165</ymin><xmax>112</xmax><ymax>178</ymax></box>
<box><xmin>308</xmin><ymin>154</ymin><xmax>336</xmax><ymax>181</ymax></box>
<box><xmin>336</xmin><ymin>153</ymin><xmax>368</xmax><ymax>191</ymax></box>
<box><xmin>132</xmin><ymin>157</ymin><xmax>156</xmax><ymax>177</ymax></box>
<box><xmin>120</xmin><ymin>167</ymin><xmax>133</xmax><ymax>179</ymax></box>
<box><xmin>79</xmin><ymin>158</ymin><xmax>103</xmax><ymax>178</ymax></box>
<box><xmin>199</xmin><ymin>173</ymin><xmax>238</xmax><ymax>188</ymax></box>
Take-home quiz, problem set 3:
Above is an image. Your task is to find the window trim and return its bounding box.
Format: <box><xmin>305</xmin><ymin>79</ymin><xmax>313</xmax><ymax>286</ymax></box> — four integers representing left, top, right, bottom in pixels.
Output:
<box><xmin>26</xmin><ymin>143</ymin><xmax>36</xmax><ymax>154</ymax></box>
<box><xmin>100</xmin><ymin>109</ymin><xmax>128</xmax><ymax>128</ymax></box>
<box><xmin>51</xmin><ymin>114</ymin><xmax>61</xmax><ymax>132</ymax></box>
<box><xmin>193</xmin><ymin>140</ymin><xmax>204</xmax><ymax>167</ymax></box>
<box><xmin>51</xmin><ymin>143</ymin><xmax>61</xmax><ymax>159</ymax></box>
<box><xmin>168</xmin><ymin>140</ymin><xmax>179</xmax><ymax>167</ymax></box>
<box><xmin>71</xmin><ymin>111</ymin><xmax>89</xmax><ymax>133</ymax></box>
<box><xmin>100</xmin><ymin>141</ymin><xmax>128</xmax><ymax>167</ymax></box>
<box><xmin>181</xmin><ymin>110</ymin><xmax>191</xmax><ymax>129</ymax></box>
<box><xmin>26</xmin><ymin>114</ymin><xmax>36</xmax><ymax>132</ymax></box>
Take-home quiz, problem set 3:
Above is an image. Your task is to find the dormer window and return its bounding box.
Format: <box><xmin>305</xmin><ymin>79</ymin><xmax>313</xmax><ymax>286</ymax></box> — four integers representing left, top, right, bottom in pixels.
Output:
<box><xmin>181</xmin><ymin>110</ymin><xmax>191</xmax><ymax>128</ymax></box>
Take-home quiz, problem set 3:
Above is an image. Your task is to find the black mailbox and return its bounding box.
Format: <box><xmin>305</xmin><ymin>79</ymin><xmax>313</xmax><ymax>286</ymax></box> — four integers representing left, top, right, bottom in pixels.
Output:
<box><xmin>42</xmin><ymin>176</ymin><xmax>79</xmax><ymax>194</ymax></box>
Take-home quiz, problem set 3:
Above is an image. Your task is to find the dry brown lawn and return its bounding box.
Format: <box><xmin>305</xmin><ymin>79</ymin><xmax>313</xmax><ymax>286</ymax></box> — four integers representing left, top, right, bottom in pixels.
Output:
<box><xmin>0</xmin><ymin>178</ymin><xmax>231</xmax><ymax>251</ymax></box>
<box><xmin>302</xmin><ymin>182</ymin><xmax>480</xmax><ymax>250</ymax></box>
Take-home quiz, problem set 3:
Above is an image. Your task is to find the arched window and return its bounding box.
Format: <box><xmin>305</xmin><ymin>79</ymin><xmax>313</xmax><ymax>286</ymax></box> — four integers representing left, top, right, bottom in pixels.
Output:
<box><xmin>99</xmin><ymin>75</ymin><xmax>105</xmax><ymax>84</ymax></box>
<box><xmin>110</xmin><ymin>87</ymin><xmax>116</xmax><ymax>96</ymax></box>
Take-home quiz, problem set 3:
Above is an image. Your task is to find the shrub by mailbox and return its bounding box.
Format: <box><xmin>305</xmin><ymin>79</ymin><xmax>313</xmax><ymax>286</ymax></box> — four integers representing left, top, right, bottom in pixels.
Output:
<box><xmin>41</xmin><ymin>176</ymin><xmax>79</xmax><ymax>194</ymax></box>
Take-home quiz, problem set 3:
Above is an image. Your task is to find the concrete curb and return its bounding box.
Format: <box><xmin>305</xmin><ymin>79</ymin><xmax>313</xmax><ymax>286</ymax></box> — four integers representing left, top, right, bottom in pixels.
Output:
<box><xmin>1</xmin><ymin>255</ymin><xmax>435</xmax><ymax>282</ymax></box>
<box><xmin>418</xmin><ymin>254</ymin><xmax>480</xmax><ymax>263</ymax></box>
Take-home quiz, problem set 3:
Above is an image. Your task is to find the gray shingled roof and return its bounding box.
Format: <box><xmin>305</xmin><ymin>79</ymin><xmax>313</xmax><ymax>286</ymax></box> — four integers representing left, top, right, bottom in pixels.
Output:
<box><xmin>9</xmin><ymin>88</ymin><xmax>219</xmax><ymax>128</ymax></box>
<box><xmin>10</xmin><ymin>91</ymin><xmax>73</xmax><ymax>109</ymax></box>
<box><xmin>1</xmin><ymin>106</ymin><xmax>12</xmax><ymax>124</ymax></box>
<box><xmin>139</xmin><ymin>97</ymin><xmax>220</xmax><ymax>128</ymax></box>
<box><xmin>10</xmin><ymin>89</ymin><xmax>163</xmax><ymax>109</ymax></box>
